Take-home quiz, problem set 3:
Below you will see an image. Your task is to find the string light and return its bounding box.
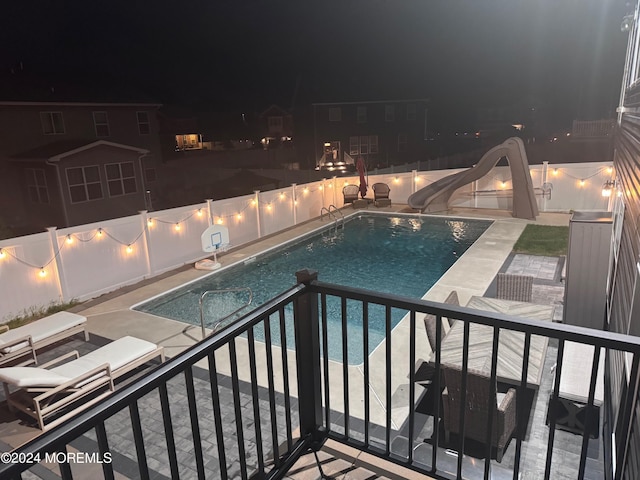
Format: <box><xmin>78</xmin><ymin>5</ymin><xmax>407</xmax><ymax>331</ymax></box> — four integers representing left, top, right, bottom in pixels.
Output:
<box><xmin>216</xmin><ymin>218</ymin><xmax>224</xmax><ymax>225</ymax></box>
<box><xmin>607</xmin><ymin>167</ymin><xmax>613</xmax><ymax>174</ymax></box>
<box><xmin>579</xmin><ymin>180</ymin><xmax>585</xmax><ymax>187</ymax></box>
<box><xmin>0</xmin><ymin>248</ymin><xmax>5</xmax><ymax>259</ymax></box>
<box><xmin>393</xmin><ymin>177</ymin><xmax>400</xmax><ymax>184</ymax></box>
<box><xmin>319</xmin><ymin>185</ymin><xmax>324</xmax><ymax>191</ymax></box>
<box><xmin>126</xmin><ymin>245</ymin><xmax>133</xmax><ymax>254</ymax></box>
<box><xmin>552</xmin><ymin>168</ymin><xmax>558</xmax><ymax>176</ymax></box>
<box><xmin>174</xmin><ymin>223</ymin><xmax>181</xmax><ymax>231</ymax></box>
<box><xmin>66</xmin><ymin>234</ymin><xmax>73</xmax><ymax>245</ymax></box>
<box><xmin>97</xmin><ymin>228</ymin><xmax>103</xmax><ymax>237</ymax></box>
<box><xmin>251</xmin><ymin>199</ymin><xmax>257</xmax><ymax>206</ymax></box>
<box><xmin>147</xmin><ymin>219</ymin><xmax>154</xmax><ymax>227</ymax></box>
<box><xmin>267</xmin><ymin>204</ymin><xmax>272</xmax><ymax>211</ymax></box>
<box><xmin>236</xmin><ymin>213</ymin><xmax>242</xmax><ymax>220</ymax></box>
<box><xmin>279</xmin><ymin>192</ymin><xmax>285</xmax><ymax>200</ymax></box>
<box><xmin>39</xmin><ymin>268</ymin><xmax>46</xmax><ymax>278</ymax></box>
<box><xmin>414</xmin><ymin>176</ymin><xmax>420</xmax><ymax>183</ymax></box>
<box><xmin>197</xmin><ymin>209</ymin><xmax>203</xmax><ymax>217</ymax></box>
<box><xmin>501</xmin><ymin>182</ymin><xmax>507</xmax><ymax>189</ymax></box>
<box><xmin>303</xmin><ymin>187</ymin><xmax>309</xmax><ymax>194</ymax></box>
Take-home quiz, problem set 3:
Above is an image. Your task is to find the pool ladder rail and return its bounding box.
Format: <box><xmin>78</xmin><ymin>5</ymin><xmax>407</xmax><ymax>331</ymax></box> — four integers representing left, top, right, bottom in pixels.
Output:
<box><xmin>199</xmin><ymin>287</ymin><xmax>253</xmax><ymax>338</ymax></box>
<box><xmin>320</xmin><ymin>205</ymin><xmax>344</xmax><ymax>236</ymax></box>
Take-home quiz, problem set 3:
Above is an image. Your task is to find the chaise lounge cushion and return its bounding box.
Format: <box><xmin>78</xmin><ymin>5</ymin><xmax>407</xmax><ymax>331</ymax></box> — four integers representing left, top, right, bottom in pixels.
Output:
<box><xmin>0</xmin><ymin>336</ymin><xmax>159</xmax><ymax>388</ymax></box>
<box><xmin>0</xmin><ymin>312</ymin><xmax>86</xmax><ymax>353</ymax></box>
<box><xmin>51</xmin><ymin>336</ymin><xmax>157</xmax><ymax>379</ymax></box>
<box><xmin>0</xmin><ymin>367</ymin><xmax>70</xmax><ymax>388</ymax></box>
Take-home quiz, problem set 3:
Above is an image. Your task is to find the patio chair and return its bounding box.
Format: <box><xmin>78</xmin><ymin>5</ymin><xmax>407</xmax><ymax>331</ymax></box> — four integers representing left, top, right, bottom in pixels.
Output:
<box><xmin>443</xmin><ymin>290</ymin><xmax>460</xmax><ymax>327</ymax></box>
<box><xmin>441</xmin><ymin>363</ymin><xmax>517</xmax><ymax>462</ymax></box>
<box><xmin>496</xmin><ymin>273</ymin><xmax>534</xmax><ymax>302</ymax></box>
<box><xmin>343</xmin><ymin>184</ymin><xmax>360</xmax><ymax>204</ymax></box>
<box><xmin>372</xmin><ymin>182</ymin><xmax>391</xmax><ymax>207</ymax></box>
<box><xmin>0</xmin><ymin>335</ymin><xmax>164</xmax><ymax>430</ymax></box>
<box><xmin>0</xmin><ymin>311</ymin><xmax>88</xmax><ymax>367</ymax></box>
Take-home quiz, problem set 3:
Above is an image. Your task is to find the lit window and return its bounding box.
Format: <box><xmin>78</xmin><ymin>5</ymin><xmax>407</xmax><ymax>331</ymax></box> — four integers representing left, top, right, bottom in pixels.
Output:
<box><xmin>66</xmin><ymin>166</ymin><xmax>103</xmax><ymax>203</ymax></box>
<box><xmin>398</xmin><ymin>133</ymin><xmax>407</xmax><ymax>152</ymax></box>
<box><xmin>105</xmin><ymin>162</ymin><xmax>137</xmax><ymax>196</ymax></box>
<box><xmin>349</xmin><ymin>135</ymin><xmax>378</xmax><ymax>155</ymax></box>
<box><xmin>40</xmin><ymin>112</ymin><xmax>65</xmax><ymax>135</ymax></box>
<box><xmin>385</xmin><ymin>105</ymin><xmax>395</xmax><ymax>122</ymax></box>
<box><xmin>357</xmin><ymin>106</ymin><xmax>367</xmax><ymax>123</ymax></box>
<box><xmin>406</xmin><ymin>104</ymin><xmax>416</xmax><ymax>121</ymax></box>
<box><xmin>25</xmin><ymin>168</ymin><xmax>49</xmax><ymax>203</ymax></box>
<box><xmin>329</xmin><ymin>107</ymin><xmax>341</xmax><ymax>122</ymax></box>
<box><xmin>137</xmin><ymin>111</ymin><xmax>150</xmax><ymax>135</ymax></box>
<box><xmin>93</xmin><ymin>111</ymin><xmax>110</xmax><ymax>137</ymax></box>
<box><xmin>349</xmin><ymin>136</ymin><xmax>359</xmax><ymax>155</ymax></box>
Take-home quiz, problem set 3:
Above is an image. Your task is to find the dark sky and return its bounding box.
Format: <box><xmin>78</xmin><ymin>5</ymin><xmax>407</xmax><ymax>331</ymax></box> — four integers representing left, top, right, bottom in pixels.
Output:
<box><xmin>0</xmin><ymin>0</ymin><xmax>630</xmax><ymax>130</ymax></box>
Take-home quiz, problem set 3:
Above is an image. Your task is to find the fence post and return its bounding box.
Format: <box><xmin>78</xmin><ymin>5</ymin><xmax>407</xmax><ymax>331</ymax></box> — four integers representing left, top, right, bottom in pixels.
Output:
<box><xmin>254</xmin><ymin>190</ymin><xmax>262</xmax><ymax>238</ymax></box>
<box><xmin>542</xmin><ymin>161</ymin><xmax>549</xmax><ymax>212</ymax></box>
<box><xmin>205</xmin><ymin>199</ymin><xmax>214</xmax><ymax>226</ymax></box>
<box><xmin>291</xmin><ymin>183</ymin><xmax>297</xmax><ymax>225</ymax></box>
<box><xmin>138</xmin><ymin>211</ymin><xmax>154</xmax><ymax>278</ymax></box>
<box><xmin>46</xmin><ymin>227</ymin><xmax>67</xmax><ymax>302</ymax></box>
<box><xmin>293</xmin><ymin>269</ymin><xmax>325</xmax><ymax>447</ymax></box>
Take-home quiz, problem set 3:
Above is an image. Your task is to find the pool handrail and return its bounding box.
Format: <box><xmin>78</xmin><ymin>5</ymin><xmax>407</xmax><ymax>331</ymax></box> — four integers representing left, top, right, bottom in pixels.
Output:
<box><xmin>199</xmin><ymin>287</ymin><xmax>253</xmax><ymax>338</ymax></box>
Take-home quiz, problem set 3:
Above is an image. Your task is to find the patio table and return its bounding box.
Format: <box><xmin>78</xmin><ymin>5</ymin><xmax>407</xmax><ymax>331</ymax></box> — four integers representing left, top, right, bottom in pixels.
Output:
<box><xmin>430</xmin><ymin>296</ymin><xmax>555</xmax><ymax>389</ymax></box>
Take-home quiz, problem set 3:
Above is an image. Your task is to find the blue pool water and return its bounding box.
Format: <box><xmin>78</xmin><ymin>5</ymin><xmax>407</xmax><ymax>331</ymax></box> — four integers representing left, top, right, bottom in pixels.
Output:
<box><xmin>135</xmin><ymin>214</ymin><xmax>491</xmax><ymax>364</ymax></box>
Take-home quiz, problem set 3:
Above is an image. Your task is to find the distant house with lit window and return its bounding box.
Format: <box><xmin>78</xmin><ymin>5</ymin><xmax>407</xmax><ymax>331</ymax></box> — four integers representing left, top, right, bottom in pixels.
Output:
<box><xmin>0</xmin><ymin>74</ymin><xmax>163</xmax><ymax>236</ymax></box>
<box><xmin>311</xmin><ymin>99</ymin><xmax>429</xmax><ymax>172</ymax></box>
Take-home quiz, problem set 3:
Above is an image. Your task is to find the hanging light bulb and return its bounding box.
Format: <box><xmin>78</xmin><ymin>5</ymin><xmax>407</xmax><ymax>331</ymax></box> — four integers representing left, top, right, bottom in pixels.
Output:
<box><xmin>501</xmin><ymin>182</ymin><xmax>507</xmax><ymax>189</ymax></box>
<box><xmin>39</xmin><ymin>268</ymin><xmax>46</xmax><ymax>278</ymax></box>
<box><xmin>579</xmin><ymin>179</ymin><xmax>585</xmax><ymax>187</ymax></box>
<box><xmin>66</xmin><ymin>234</ymin><xmax>73</xmax><ymax>244</ymax></box>
<box><xmin>126</xmin><ymin>245</ymin><xmax>133</xmax><ymax>254</ymax></box>
<box><xmin>552</xmin><ymin>168</ymin><xmax>558</xmax><ymax>176</ymax></box>
<box><xmin>0</xmin><ymin>248</ymin><xmax>4</xmax><ymax>259</ymax></box>
<box><xmin>236</xmin><ymin>213</ymin><xmax>242</xmax><ymax>220</ymax></box>
<box><xmin>174</xmin><ymin>223</ymin><xmax>181</xmax><ymax>231</ymax></box>
<box><xmin>147</xmin><ymin>218</ymin><xmax>154</xmax><ymax>227</ymax></box>
<box><xmin>217</xmin><ymin>217</ymin><xmax>224</xmax><ymax>225</ymax></box>
<box><xmin>97</xmin><ymin>228</ymin><xmax>103</xmax><ymax>237</ymax></box>
<box><xmin>197</xmin><ymin>209</ymin><xmax>203</xmax><ymax>217</ymax></box>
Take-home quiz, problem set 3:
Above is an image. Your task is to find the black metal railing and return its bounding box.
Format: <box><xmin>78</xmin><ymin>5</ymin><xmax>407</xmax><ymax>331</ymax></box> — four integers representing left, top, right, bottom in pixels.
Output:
<box><xmin>2</xmin><ymin>270</ymin><xmax>640</xmax><ymax>480</ymax></box>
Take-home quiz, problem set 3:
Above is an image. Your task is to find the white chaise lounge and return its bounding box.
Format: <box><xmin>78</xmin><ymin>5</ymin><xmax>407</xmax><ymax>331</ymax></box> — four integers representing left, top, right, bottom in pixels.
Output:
<box><xmin>0</xmin><ymin>336</ymin><xmax>164</xmax><ymax>430</ymax></box>
<box><xmin>0</xmin><ymin>311</ymin><xmax>88</xmax><ymax>367</ymax></box>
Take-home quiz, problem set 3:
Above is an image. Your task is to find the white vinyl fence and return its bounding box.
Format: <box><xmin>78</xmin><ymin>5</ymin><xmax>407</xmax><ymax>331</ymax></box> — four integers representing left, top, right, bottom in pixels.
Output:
<box><xmin>0</xmin><ymin>162</ymin><xmax>613</xmax><ymax>321</ymax></box>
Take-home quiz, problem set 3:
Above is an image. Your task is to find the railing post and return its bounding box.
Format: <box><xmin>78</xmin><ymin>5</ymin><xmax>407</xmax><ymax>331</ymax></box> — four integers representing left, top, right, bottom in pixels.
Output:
<box><xmin>293</xmin><ymin>269</ymin><xmax>325</xmax><ymax>447</ymax></box>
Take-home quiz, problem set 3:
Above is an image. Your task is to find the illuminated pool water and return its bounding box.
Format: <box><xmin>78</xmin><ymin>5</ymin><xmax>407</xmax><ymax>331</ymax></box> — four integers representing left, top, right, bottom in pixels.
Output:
<box><xmin>135</xmin><ymin>213</ymin><xmax>492</xmax><ymax>364</ymax></box>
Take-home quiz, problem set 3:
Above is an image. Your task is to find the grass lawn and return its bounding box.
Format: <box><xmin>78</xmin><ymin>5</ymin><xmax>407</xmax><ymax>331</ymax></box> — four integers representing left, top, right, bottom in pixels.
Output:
<box><xmin>513</xmin><ymin>224</ymin><xmax>569</xmax><ymax>256</ymax></box>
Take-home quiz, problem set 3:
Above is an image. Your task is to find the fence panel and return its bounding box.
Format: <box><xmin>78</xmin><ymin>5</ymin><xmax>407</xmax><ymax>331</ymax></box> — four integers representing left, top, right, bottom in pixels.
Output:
<box><xmin>0</xmin><ymin>231</ymin><xmax>62</xmax><ymax>320</ymax></box>
<box><xmin>147</xmin><ymin>204</ymin><xmax>210</xmax><ymax>274</ymax></box>
<box><xmin>260</xmin><ymin>188</ymin><xmax>295</xmax><ymax>237</ymax></box>
<box><xmin>210</xmin><ymin>194</ymin><xmax>259</xmax><ymax>248</ymax></box>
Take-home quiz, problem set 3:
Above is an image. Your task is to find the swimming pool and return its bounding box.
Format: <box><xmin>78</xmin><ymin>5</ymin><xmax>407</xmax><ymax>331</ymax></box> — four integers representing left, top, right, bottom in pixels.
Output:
<box><xmin>134</xmin><ymin>213</ymin><xmax>492</xmax><ymax>364</ymax></box>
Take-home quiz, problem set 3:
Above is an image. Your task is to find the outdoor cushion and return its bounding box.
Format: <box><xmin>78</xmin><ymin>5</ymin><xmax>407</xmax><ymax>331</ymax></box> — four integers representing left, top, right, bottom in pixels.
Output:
<box><xmin>51</xmin><ymin>336</ymin><xmax>158</xmax><ymax>379</ymax></box>
<box><xmin>0</xmin><ymin>367</ymin><xmax>70</xmax><ymax>388</ymax></box>
<box><xmin>0</xmin><ymin>312</ymin><xmax>86</xmax><ymax>353</ymax></box>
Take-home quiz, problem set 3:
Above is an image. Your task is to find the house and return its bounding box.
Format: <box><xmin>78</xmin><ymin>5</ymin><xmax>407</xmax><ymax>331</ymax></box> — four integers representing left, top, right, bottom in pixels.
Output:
<box><xmin>0</xmin><ymin>73</ymin><xmax>162</xmax><ymax>235</ymax></box>
<box><xmin>310</xmin><ymin>99</ymin><xmax>430</xmax><ymax>172</ymax></box>
<box><xmin>259</xmin><ymin>104</ymin><xmax>294</xmax><ymax>149</ymax></box>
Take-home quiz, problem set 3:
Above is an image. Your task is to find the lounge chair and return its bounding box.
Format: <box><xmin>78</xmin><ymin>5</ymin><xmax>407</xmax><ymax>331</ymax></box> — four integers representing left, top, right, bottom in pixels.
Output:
<box><xmin>342</xmin><ymin>184</ymin><xmax>359</xmax><ymax>204</ymax></box>
<box><xmin>372</xmin><ymin>182</ymin><xmax>391</xmax><ymax>207</ymax></box>
<box><xmin>0</xmin><ymin>336</ymin><xmax>164</xmax><ymax>430</ymax></box>
<box><xmin>442</xmin><ymin>363</ymin><xmax>517</xmax><ymax>462</ymax></box>
<box><xmin>0</xmin><ymin>312</ymin><xmax>88</xmax><ymax>367</ymax></box>
<box><xmin>496</xmin><ymin>273</ymin><xmax>534</xmax><ymax>302</ymax></box>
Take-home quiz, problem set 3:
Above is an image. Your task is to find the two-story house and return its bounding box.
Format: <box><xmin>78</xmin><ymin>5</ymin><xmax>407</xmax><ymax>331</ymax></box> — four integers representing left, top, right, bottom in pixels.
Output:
<box><xmin>311</xmin><ymin>99</ymin><xmax>430</xmax><ymax>172</ymax></box>
<box><xmin>0</xmin><ymin>80</ymin><xmax>162</xmax><ymax>235</ymax></box>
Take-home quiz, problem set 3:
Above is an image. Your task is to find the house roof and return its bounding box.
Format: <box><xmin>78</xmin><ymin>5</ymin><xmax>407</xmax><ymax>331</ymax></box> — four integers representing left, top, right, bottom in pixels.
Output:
<box><xmin>11</xmin><ymin>140</ymin><xmax>149</xmax><ymax>162</ymax></box>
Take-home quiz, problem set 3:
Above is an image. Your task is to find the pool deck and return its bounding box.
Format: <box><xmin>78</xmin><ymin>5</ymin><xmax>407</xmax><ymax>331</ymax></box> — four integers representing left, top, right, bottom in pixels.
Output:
<box><xmin>0</xmin><ymin>206</ymin><xmax>572</xmax><ymax>473</ymax></box>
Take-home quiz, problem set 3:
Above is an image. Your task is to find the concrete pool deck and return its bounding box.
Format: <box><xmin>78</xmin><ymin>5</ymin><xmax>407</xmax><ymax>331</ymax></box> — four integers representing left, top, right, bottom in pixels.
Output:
<box><xmin>1</xmin><ymin>206</ymin><xmax>571</xmax><ymax>455</ymax></box>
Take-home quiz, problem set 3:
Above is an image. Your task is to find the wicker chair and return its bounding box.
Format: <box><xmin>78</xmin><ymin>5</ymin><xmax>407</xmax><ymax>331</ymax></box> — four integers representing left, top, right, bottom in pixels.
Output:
<box><xmin>441</xmin><ymin>363</ymin><xmax>517</xmax><ymax>462</ymax></box>
<box><xmin>496</xmin><ymin>273</ymin><xmax>534</xmax><ymax>302</ymax></box>
<box><xmin>343</xmin><ymin>184</ymin><xmax>360</xmax><ymax>204</ymax></box>
<box><xmin>372</xmin><ymin>182</ymin><xmax>391</xmax><ymax>207</ymax></box>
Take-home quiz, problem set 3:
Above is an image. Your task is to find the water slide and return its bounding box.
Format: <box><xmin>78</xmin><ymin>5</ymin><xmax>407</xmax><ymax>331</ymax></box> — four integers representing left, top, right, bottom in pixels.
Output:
<box><xmin>407</xmin><ymin>137</ymin><xmax>539</xmax><ymax>220</ymax></box>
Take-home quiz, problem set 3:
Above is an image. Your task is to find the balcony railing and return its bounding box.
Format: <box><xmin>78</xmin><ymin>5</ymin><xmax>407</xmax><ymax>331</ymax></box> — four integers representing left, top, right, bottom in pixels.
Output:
<box><xmin>2</xmin><ymin>270</ymin><xmax>639</xmax><ymax>480</ymax></box>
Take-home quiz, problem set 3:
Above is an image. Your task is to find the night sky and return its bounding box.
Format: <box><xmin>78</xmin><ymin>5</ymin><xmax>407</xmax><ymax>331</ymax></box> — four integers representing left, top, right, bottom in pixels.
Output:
<box><xmin>0</xmin><ymin>0</ymin><xmax>630</xmax><ymax>130</ymax></box>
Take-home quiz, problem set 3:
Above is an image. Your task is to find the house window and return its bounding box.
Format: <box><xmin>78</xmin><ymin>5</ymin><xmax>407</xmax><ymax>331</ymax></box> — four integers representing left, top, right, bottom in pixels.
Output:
<box><xmin>25</xmin><ymin>168</ymin><xmax>49</xmax><ymax>203</ymax></box>
<box><xmin>40</xmin><ymin>112</ymin><xmax>65</xmax><ymax>135</ymax></box>
<box><xmin>105</xmin><ymin>162</ymin><xmax>137</xmax><ymax>196</ymax></box>
<box><xmin>385</xmin><ymin>105</ymin><xmax>395</xmax><ymax>122</ymax></box>
<box><xmin>406</xmin><ymin>104</ymin><xmax>416</xmax><ymax>121</ymax></box>
<box><xmin>268</xmin><ymin>116</ymin><xmax>283</xmax><ymax>133</ymax></box>
<box><xmin>357</xmin><ymin>106</ymin><xmax>367</xmax><ymax>123</ymax></box>
<box><xmin>349</xmin><ymin>135</ymin><xmax>379</xmax><ymax>155</ymax></box>
<box><xmin>66</xmin><ymin>166</ymin><xmax>103</xmax><ymax>203</ymax></box>
<box><xmin>93</xmin><ymin>111</ymin><xmax>110</xmax><ymax>137</ymax></box>
<box><xmin>398</xmin><ymin>133</ymin><xmax>407</xmax><ymax>152</ymax></box>
<box><xmin>137</xmin><ymin>111</ymin><xmax>150</xmax><ymax>135</ymax></box>
<box><xmin>329</xmin><ymin>107</ymin><xmax>342</xmax><ymax>122</ymax></box>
